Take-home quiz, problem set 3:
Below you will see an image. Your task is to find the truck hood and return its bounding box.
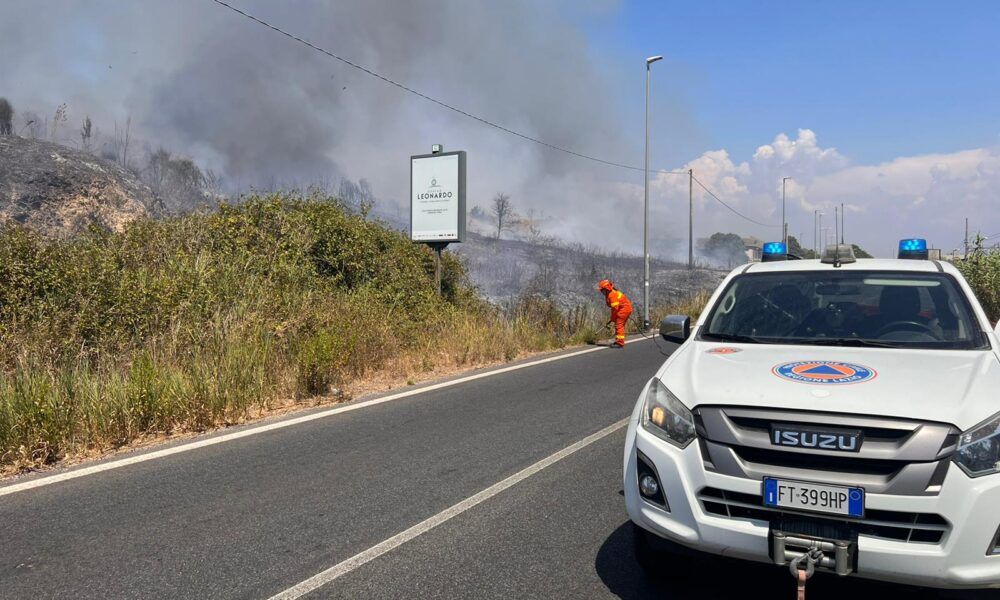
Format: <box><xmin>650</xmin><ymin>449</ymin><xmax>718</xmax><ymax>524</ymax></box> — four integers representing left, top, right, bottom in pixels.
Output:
<box><xmin>658</xmin><ymin>341</ymin><xmax>1000</xmax><ymax>431</ymax></box>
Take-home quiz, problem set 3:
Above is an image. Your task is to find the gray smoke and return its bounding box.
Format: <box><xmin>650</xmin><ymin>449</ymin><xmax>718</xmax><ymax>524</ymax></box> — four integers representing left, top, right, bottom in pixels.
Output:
<box><xmin>5</xmin><ymin>2</ymin><xmax>994</xmax><ymax>256</ymax></box>
<box><xmin>1</xmin><ymin>0</ymin><xmax>707</xmax><ymax>253</ymax></box>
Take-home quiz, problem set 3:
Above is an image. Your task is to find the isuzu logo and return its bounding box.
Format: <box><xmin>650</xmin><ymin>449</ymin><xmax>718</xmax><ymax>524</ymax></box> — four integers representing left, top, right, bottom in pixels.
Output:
<box><xmin>770</xmin><ymin>425</ymin><xmax>863</xmax><ymax>452</ymax></box>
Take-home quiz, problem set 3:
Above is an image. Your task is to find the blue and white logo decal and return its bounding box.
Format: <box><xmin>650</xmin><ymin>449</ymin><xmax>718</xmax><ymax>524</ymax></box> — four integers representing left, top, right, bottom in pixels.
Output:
<box><xmin>773</xmin><ymin>361</ymin><xmax>877</xmax><ymax>385</ymax></box>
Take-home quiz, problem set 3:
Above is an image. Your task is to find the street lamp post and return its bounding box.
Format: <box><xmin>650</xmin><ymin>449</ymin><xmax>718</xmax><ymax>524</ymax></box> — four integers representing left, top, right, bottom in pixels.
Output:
<box><xmin>643</xmin><ymin>55</ymin><xmax>662</xmax><ymax>330</ymax></box>
<box><xmin>818</xmin><ymin>212</ymin><xmax>824</xmax><ymax>254</ymax></box>
<box><xmin>813</xmin><ymin>210</ymin><xmax>822</xmax><ymax>256</ymax></box>
<box><xmin>781</xmin><ymin>177</ymin><xmax>791</xmax><ymax>248</ymax></box>
<box><xmin>688</xmin><ymin>168</ymin><xmax>694</xmax><ymax>270</ymax></box>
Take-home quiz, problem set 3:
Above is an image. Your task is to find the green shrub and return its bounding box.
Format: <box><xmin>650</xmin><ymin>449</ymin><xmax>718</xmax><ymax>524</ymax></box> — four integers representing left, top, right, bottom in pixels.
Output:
<box><xmin>956</xmin><ymin>238</ymin><xmax>1000</xmax><ymax>324</ymax></box>
<box><xmin>0</xmin><ymin>193</ymin><xmax>491</xmax><ymax>471</ymax></box>
<box><xmin>296</xmin><ymin>328</ymin><xmax>353</xmax><ymax>396</ymax></box>
<box><xmin>2</xmin><ymin>192</ymin><xmax>703</xmax><ymax>472</ymax></box>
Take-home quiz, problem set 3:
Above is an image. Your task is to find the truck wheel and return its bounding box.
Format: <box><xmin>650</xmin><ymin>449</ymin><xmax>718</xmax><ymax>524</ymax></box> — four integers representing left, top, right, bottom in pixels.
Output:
<box><xmin>631</xmin><ymin>522</ymin><xmax>695</xmax><ymax>580</ymax></box>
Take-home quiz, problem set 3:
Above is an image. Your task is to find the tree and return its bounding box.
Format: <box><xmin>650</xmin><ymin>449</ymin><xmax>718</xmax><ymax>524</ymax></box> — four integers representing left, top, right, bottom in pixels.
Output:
<box><xmin>851</xmin><ymin>244</ymin><xmax>873</xmax><ymax>258</ymax></box>
<box><xmin>338</xmin><ymin>178</ymin><xmax>375</xmax><ymax>217</ymax></box>
<box><xmin>524</xmin><ymin>207</ymin><xmax>544</xmax><ymax>243</ymax></box>
<box><xmin>203</xmin><ymin>169</ymin><xmax>225</xmax><ymax>197</ymax></box>
<box><xmin>143</xmin><ymin>148</ymin><xmax>208</xmax><ymax>213</ymax></box>
<box><xmin>956</xmin><ymin>235</ymin><xmax>1000</xmax><ymax>322</ymax></box>
<box><xmin>491</xmin><ymin>192</ymin><xmax>514</xmax><ymax>239</ymax></box>
<box><xmin>114</xmin><ymin>116</ymin><xmax>132</xmax><ymax>170</ymax></box>
<box><xmin>787</xmin><ymin>235</ymin><xmax>816</xmax><ymax>259</ymax></box>
<box><xmin>80</xmin><ymin>116</ymin><xmax>93</xmax><ymax>151</ymax></box>
<box><xmin>703</xmin><ymin>232</ymin><xmax>747</xmax><ymax>267</ymax></box>
<box><xmin>50</xmin><ymin>103</ymin><xmax>68</xmax><ymax>142</ymax></box>
<box><xmin>0</xmin><ymin>98</ymin><xmax>12</xmax><ymax>135</ymax></box>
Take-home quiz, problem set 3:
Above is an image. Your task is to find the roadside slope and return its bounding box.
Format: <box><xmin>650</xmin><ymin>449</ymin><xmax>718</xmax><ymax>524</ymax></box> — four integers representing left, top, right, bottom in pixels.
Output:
<box><xmin>0</xmin><ymin>195</ymin><xmax>599</xmax><ymax>475</ymax></box>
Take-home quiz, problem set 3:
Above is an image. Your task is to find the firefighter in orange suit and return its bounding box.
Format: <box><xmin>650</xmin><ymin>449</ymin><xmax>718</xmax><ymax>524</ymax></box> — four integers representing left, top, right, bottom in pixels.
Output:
<box><xmin>598</xmin><ymin>279</ymin><xmax>633</xmax><ymax>348</ymax></box>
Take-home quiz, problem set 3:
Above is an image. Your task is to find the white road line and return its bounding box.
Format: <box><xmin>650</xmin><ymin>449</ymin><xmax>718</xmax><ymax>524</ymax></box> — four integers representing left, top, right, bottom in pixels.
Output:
<box><xmin>0</xmin><ymin>339</ymin><xmax>647</xmax><ymax>497</ymax></box>
<box><xmin>267</xmin><ymin>418</ymin><xmax>629</xmax><ymax>600</ymax></box>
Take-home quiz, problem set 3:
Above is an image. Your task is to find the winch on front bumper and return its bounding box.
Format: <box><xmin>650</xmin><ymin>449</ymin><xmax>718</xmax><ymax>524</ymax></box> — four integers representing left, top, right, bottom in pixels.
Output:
<box><xmin>771</xmin><ymin>530</ymin><xmax>855</xmax><ymax>577</ymax></box>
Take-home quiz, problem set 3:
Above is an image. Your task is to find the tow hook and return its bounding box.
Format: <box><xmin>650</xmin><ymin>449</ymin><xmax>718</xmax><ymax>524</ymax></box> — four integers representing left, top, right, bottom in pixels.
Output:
<box><xmin>789</xmin><ymin>547</ymin><xmax>824</xmax><ymax>598</ymax></box>
<box><xmin>788</xmin><ymin>547</ymin><xmax>824</xmax><ymax>580</ymax></box>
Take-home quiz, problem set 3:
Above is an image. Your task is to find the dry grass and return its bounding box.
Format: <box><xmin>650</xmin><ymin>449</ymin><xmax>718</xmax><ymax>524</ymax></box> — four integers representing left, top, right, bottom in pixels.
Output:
<box><xmin>649</xmin><ymin>290</ymin><xmax>713</xmax><ymax>327</ymax></box>
<box><xmin>955</xmin><ymin>238</ymin><xmax>1000</xmax><ymax>323</ymax></box>
<box><xmin>0</xmin><ymin>195</ymin><xmax>629</xmax><ymax>475</ymax></box>
<box><xmin>0</xmin><ymin>193</ymin><xmax>721</xmax><ymax>476</ymax></box>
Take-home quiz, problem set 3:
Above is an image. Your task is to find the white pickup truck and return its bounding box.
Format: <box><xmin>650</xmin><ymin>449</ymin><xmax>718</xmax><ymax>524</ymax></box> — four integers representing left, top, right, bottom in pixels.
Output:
<box><xmin>624</xmin><ymin>242</ymin><xmax>1000</xmax><ymax>591</ymax></box>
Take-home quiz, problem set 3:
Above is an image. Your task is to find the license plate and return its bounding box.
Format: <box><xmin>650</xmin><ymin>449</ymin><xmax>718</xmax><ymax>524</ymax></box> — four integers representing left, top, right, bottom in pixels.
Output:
<box><xmin>763</xmin><ymin>478</ymin><xmax>864</xmax><ymax>518</ymax></box>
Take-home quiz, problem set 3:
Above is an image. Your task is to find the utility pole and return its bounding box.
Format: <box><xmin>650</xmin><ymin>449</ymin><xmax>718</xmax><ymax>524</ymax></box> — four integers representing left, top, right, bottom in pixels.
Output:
<box><xmin>840</xmin><ymin>202</ymin><xmax>845</xmax><ymax>243</ymax></box>
<box><xmin>643</xmin><ymin>55</ymin><xmax>662</xmax><ymax>330</ymax></box>
<box><xmin>818</xmin><ymin>212</ymin><xmax>823</xmax><ymax>254</ymax></box>
<box><xmin>965</xmin><ymin>217</ymin><xmax>969</xmax><ymax>259</ymax></box>
<box><xmin>813</xmin><ymin>210</ymin><xmax>820</xmax><ymax>256</ymax></box>
<box><xmin>781</xmin><ymin>177</ymin><xmax>791</xmax><ymax>248</ymax></box>
<box><xmin>688</xmin><ymin>168</ymin><xmax>694</xmax><ymax>270</ymax></box>
<box><xmin>835</xmin><ymin>206</ymin><xmax>840</xmax><ymax>249</ymax></box>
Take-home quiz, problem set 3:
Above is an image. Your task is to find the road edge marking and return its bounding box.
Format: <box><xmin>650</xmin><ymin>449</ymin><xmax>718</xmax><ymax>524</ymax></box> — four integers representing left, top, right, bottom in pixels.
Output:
<box><xmin>266</xmin><ymin>418</ymin><xmax>629</xmax><ymax>600</ymax></box>
<box><xmin>0</xmin><ymin>339</ymin><xmax>647</xmax><ymax>497</ymax></box>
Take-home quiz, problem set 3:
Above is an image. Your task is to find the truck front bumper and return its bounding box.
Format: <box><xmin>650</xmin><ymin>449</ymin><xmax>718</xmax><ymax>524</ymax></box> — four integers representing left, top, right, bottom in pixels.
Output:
<box><xmin>624</xmin><ymin>424</ymin><xmax>1000</xmax><ymax>590</ymax></box>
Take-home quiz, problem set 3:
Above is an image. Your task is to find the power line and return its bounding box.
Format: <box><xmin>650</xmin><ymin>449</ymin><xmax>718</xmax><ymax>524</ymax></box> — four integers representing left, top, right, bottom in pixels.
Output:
<box><xmin>691</xmin><ymin>175</ymin><xmax>780</xmax><ymax>228</ymax></box>
<box><xmin>208</xmin><ymin>1</ymin><xmax>781</xmax><ymax>227</ymax></box>
<box><xmin>209</xmin><ymin>0</ymin><xmax>689</xmax><ymax>176</ymax></box>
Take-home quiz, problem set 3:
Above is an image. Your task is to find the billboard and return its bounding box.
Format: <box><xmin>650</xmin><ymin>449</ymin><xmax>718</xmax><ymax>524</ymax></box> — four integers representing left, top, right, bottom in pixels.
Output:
<box><xmin>410</xmin><ymin>150</ymin><xmax>466</xmax><ymax>243</ymax></box>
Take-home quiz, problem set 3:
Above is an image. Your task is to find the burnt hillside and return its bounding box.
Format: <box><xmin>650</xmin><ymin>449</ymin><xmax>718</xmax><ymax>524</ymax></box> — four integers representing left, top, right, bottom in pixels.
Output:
<box><xmin>0</xmin><ymin>136</ymin><xmax>151</xmax><ymax>236</ymax></box>
<box><xmin>454</xmin><ymin>232</ymin><xmax>725</xmax><ymax>313</ymax></box>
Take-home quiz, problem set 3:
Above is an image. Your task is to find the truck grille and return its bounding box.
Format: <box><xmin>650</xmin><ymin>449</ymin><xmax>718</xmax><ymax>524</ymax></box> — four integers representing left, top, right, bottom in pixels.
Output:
<box><xmin>730</xmin><ymin>446</ymin><xmax>902</xmax><ymax>476</ymax></box>
<box><xmin>699</xmin><ymin>487</ymin><xmax>949</xmax><ymax>544</ymax></box>
<box><xmin>695</xmin><ymin>406</ymin><xmax>960</xmax><ymax>496</ymax></box>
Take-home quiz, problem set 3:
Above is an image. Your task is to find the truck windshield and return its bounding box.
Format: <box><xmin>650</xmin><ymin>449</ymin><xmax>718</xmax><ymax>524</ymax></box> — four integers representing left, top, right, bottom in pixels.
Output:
<box><xmin>700</xmin><ymin>271</ymin><xmax>989</xmax><ymax>350</ymax></box>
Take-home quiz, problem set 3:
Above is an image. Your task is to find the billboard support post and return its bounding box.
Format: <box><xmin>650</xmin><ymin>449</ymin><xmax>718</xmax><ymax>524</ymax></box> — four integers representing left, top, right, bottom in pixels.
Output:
<box><xmin>430</xmin><ymin>241</ymin><xmax>447</xmax><ymax>295</ymax></box>
<box><xmin>410</xmin><ymin>146</ymin><xmax>466</xmax><ymax>295</ymax></box>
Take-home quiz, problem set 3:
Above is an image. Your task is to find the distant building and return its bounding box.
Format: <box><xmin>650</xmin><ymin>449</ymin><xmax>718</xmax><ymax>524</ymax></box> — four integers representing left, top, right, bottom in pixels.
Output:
<box><xmin>743</xmin><ymin>236</ymin><xmax>763</xmax><ymax>262</ymax></box>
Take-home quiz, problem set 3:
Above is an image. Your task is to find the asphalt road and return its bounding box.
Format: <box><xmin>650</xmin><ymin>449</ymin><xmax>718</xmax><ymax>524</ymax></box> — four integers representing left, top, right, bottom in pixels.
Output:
<box><xmin>0</xmin><ymin>338</ymin><xmax>955</xmax><ymax>599</ymax></box>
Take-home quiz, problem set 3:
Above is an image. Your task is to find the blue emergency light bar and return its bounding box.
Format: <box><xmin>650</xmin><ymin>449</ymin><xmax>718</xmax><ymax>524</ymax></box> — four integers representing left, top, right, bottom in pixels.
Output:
<box><xmin>898</xmin><ymin>238</ymin><xmax>928</xmax><ymax>260</ymax></box>
<box><xmin>761</xmin><ymin>242</ymin><xmax>787</xmax><ymax>262</ymax></box>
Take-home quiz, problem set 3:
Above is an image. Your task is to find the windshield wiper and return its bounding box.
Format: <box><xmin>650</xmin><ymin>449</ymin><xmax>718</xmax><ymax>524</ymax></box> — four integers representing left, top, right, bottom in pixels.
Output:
<box><xmin>793</xmin><ymin>338</ymin><xmax>898</xmax><ymax>348</ymax></box>
<box><xmin>701</xmin><ymin>333</ymin><xmax>775</xmax><ymax>344</ymax></box>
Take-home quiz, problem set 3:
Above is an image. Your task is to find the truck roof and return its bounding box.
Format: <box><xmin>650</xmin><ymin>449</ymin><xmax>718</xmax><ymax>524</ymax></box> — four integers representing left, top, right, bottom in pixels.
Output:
<box><xmin>740</xmin><ymin>258</ymin><xmax>961</xmax><ymax>276</ymax></box>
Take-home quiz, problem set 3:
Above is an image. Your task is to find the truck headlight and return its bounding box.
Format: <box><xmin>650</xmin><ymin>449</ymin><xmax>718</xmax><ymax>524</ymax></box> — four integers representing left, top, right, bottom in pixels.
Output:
<box><xmin>954</xmin><ymin>413</ymin><xmax>1000</xmax><ymax>477</ymax></box>
<box><xmin>641</xmin><ymin>378</ymin><xmax>696</xmax><ymax>448</ymax></box>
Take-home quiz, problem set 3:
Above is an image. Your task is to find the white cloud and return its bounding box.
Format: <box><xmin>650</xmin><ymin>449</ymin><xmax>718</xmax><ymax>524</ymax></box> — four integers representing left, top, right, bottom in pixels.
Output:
<box><xmin>637</xmin><ymin>129</ymin><xmax>1000</xmax><ymax>257</ymax></box>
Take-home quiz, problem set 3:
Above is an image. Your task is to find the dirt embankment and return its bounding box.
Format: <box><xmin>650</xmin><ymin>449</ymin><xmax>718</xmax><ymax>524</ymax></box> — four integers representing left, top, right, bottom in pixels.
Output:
<box><xmin>0</xmin><ymin>136</ymin><xmax>151</xmax><ymax>236</ymax></box>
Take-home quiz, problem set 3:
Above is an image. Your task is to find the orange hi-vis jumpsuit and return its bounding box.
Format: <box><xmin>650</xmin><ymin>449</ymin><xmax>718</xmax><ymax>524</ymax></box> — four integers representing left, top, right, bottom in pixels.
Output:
<box><xmin>606</xmin><ymin>288</ymin><xmax>633</xmax><ymax>347</ymax></box>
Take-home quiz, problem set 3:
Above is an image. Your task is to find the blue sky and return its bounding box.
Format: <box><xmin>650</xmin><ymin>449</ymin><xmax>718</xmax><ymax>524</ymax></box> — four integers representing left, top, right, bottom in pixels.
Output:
<box><xmin>582</xmin><ymin>0</ymin><xmax>1000</xmax><ymax>166</ymax></box>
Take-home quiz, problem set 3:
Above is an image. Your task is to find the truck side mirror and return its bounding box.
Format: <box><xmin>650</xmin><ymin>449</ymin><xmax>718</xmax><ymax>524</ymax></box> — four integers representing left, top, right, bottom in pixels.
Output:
<box><xmin>660</xmin><ymin>315</ymin><xmax>691</xmax><ymax>344</ymax></box>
